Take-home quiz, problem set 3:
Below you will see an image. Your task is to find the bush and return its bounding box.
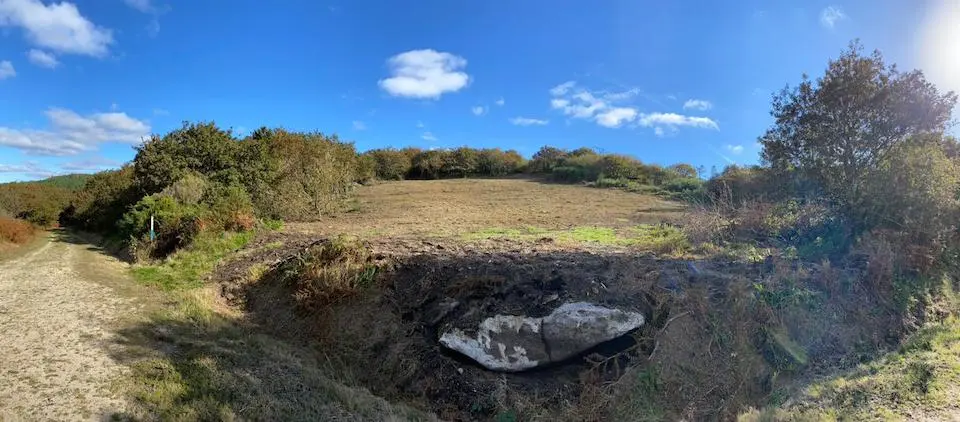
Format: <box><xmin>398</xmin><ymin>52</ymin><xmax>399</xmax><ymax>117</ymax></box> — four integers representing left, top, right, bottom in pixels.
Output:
<box><xmin>409</xmin><ymin>150</ymin><xmax>449</xmax><ymax>179</ymax></box>
<box><xmin>120</xmin><ymin>194</ymin><xmax>202</xmax><ymax>259</ymax></box>
<box><xmin>62</xmin><ymin>167</ymin><xmax>140</xmax><ymax>233</ymax></box>
<box><xmin>0</xmin><ymin>182</ymin><xmax>72</xmax><ymax>227</ymax></box>
<box><xmin>0</xmin><ymin>216</ymin><xmax>35</xmax><ymax>244</ymax></box>
<box><xmin>160</xmin><ymin>172</ymin><xmax>208</xmax><ymax>206</ymax></box>
<box><xmin>134</xmin><ymin>122</ymin><xmax>241</xmax><ymax>194</ymax></box>
<box><xmin>201</xmin><ymin>184</ymin><xmax>256</xmax><ymax>232</ymax></box>
<box><xmin>475</xmin><ymin>148</ymin><xmax>525</xmax><ymax>176</ymax></box>
<box><xmin>858</xmin><ymin>139</ymin><xmax>960</xmax><ymax>241</ymax></box>
<box><xmin>365</xmin><ymin>148</ymin><xmax>411</xmax><ymax>180</ymax></box>
<box><xmin>527</xmin><ymin>146</ymin><xmax>568</xmax><ymax>173</ymax></box>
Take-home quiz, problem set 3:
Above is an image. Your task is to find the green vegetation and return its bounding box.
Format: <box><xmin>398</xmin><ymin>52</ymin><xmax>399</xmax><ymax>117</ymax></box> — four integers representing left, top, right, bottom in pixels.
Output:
<box><xmin>38</xmin><ymin>173</ymin><xmax>95</xmax><ymax>191</ymax></box>
<box><xmin>132</xmin><ymin>231</ymin><xmax>253</xmax><ymax>290</ymax></box>
<box><xmin>742</xmin><ymin>317</ymin><xmax>960</xmax><ymax>421</ymax></box>
<box><xmin>465</xmin><ymin>224</ymin><xmax>690</xmax><ymax>254</ymax></box>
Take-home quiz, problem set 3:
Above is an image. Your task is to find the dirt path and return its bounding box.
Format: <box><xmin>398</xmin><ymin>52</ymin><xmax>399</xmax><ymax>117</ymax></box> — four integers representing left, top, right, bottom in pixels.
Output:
<box><xmin>0</xmin><ymin>234</ymin><xmax>146</xmax><ymax>421</ymax></box>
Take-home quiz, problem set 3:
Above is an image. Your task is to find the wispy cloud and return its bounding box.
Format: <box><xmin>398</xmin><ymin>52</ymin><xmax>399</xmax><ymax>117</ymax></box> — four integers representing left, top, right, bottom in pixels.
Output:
<box><xmin>379</xmin><ymin>49</ymin><xmax>470</xmax><ymax>99</ymax></box>
<box><xmin>495</xmin><ymin>97</ymin><xmax>505</xmax><ymax>106</ymax></box>
<box><xmin>26</xmin><ymin>49</ymin><xmax>58</xmax><ymax>68</ymax></box>
<box><xmin>820</xmin><ymin>6</ymin><xmax>846</xmax><ymax>28</ymax></box>
<box><xmin>0</xmin><ymin>161</ymin><xmax>56</xmax><ymax>178</ymax></box>
<box><xmin>725</xmin><ymin>144</ymin><xmax>744</xmax><ymax>155</ymax></box>
<box><xmin>471</xmin><ymin>106</ymin><xmax>487</xmax><ymax>116</ymax></box>
<box><xmin>416</xmin><ymin>121</ymin><xmax>425</xmax><ymax>128</ymax></box>
<box><xmin>352</xmin><ymin>120</ymin><xmax>366</xmax><ymax>131</ymax></box>
<box><xmin>421</xmin><ymin>131</ymin><xmax>437</xmax><ymax>141</ymax></box>
<box><xmin>510</xmin><ymin>117</ymin><xmax>549</xmax><ymax>126</ymax></box>
<box><xmin>683</xmin><ymin>99</ymin><xmax>712</xmax><ymax>111</ymax></box>
<box><xmin>0</xmin><ymin>61</ymin><xmax>14</xmax><ymax>79</ymax></box>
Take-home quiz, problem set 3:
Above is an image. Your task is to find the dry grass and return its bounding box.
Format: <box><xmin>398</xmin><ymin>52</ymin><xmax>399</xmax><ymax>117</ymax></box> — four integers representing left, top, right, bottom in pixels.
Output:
<box><xmin>0</xmin><ymin>216</ymin><xmax>35</xmax><ymax>244</ymax></box>
<box><xmin>288</xmin><ymin>178</ymin><xmax>685</xmax><ymax>238</ymax></box>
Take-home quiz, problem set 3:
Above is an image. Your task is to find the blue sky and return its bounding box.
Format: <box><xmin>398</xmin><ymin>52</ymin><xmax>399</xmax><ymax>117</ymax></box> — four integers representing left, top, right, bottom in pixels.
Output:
<box><xmin>0</xmin><ymin>0</ymin><xmax>957</xmax><ymax>182</ymax></box>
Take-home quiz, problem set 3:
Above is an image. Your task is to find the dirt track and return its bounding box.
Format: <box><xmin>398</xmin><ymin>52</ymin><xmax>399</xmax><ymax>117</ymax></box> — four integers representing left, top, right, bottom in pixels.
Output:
<box><xmin>0</xmin><ymin>234</ymin><xmax>142</xmax><ymax>421</ymax></box>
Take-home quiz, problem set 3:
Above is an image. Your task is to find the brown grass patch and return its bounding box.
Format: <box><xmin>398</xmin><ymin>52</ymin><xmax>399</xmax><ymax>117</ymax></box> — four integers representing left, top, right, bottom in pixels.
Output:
<box><xmin>0</xmin><ymin>216</ymin><xmax>35</xmax><ymax>244</ymax></box>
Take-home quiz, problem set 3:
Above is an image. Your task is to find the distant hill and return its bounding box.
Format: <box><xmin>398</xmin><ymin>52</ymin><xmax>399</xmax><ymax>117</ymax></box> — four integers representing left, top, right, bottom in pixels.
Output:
<box><xmin>37</xmin><ymin>174</ymin><xmax>95</xmax><ymax>191</ymax></box>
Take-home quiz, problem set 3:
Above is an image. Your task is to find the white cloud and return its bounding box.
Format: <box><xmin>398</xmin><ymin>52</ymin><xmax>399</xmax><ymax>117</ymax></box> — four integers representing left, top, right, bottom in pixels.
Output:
<box><xmin>352</xmin><ymin>120</ymin><xmax>366</xmax><ymax>130</ymax></box>
<box><xmin>495</xmin><ymin>97</ymin><xmax>505</xmax><ymax>106</ymax></box>
<box><xmin>0</xmin><ymin>107</ymin><xmax>151</xmax><ymax>156</ymax></box>
<box><xmin>123</xmin><ymin>0</ymin><xmax>155</xmax><ymax>13</ymax></box>
<box><xmin>549</xmin><ymin>81</ymin><xmax>576</xmax><ymax>96</ymax></box>
<box><xmin>0</xmin><ymin>61</ymin><xmax>14</xmax><ymax>79</ymax></box>
<box><xmin>549</xmin><ymin>81</ymin><xmax>719</xmax><ymax>133</ymax></box>
<box><xmin>26</xmin><ymin>49</ymin><xmax>58</xmax><ymax>68</ymax></box>
<box><xmin>152</xmin><ymin>108</ymin><xmax>169</xmax><ymax>116</ymax></box>
<box><xmin>0</xmin><ymin>0</ymin><xmax>113</xmax><ymax>57</ymax></box>
<box><xmin>416</xmin><ymin>121</ymin><xmax>425</xmax><ymax>128</ymax></box>
<box><xmin>378</xmin><ymin>49</ymin><xmax>470</xmax><ymax>99</ymax></box>
<box><xmin>146</xmin><ymin>18</ymin><xmax>160</xmax><ymax>37</ymax></box>
<box><xmin>820</xmin><ymin>6</ymin><xmax>846</xmax><ymax>28</ymax></box>
<box><xmin>726</xmin><ymin>144</ymin><xmax>745</xmax><ymax>155</ymax></box>
<box><xmin>510</xmin><ymin>117</ymin><xmax>549</xmax><ymax>126</ymax></box>
<box><xmin>683</xmin><ymin>99</ymin><xmax>712</xmax><ymax>111</ymax></box>
<box><xmin>637</xmin><ymin>112</ymin><xmax>719</xmax><ymax>130</ymax></box>
<box><xmin>595</xmin><ymin>107</ymin><xmax>638</xmax><ymax>128</ymax></box>
<box><xmin>421</xmin><ymin>131</ymin><xmax>437</xmax><ymax>141</ymax></box>
<box><xmin>471</xmin><ymin>105</ymin><xmax>487</xmax><ymax>116</ymax></box>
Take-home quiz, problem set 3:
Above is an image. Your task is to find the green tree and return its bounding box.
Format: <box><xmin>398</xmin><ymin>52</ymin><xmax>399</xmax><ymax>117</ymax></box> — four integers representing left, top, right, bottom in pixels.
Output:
<box><xmin>527</xmin><ymin>146</ymin><xmax>568</xmax><ymax>173</ymax></box>
<box><xmin>134</xmin><ymin>122</ymin><xmax>240</xmax><ymax>194</ymax></box>
<box><xmin>759</xmin><ymin>41</ymin><xmax>957</xmax><ymax>213</ymax></box>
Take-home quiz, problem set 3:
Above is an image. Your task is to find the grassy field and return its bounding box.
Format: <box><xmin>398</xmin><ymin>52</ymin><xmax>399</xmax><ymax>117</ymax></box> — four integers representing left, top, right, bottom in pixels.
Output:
<box><xmin>289</xmin><ymin>178</ymin><xmax>685</xmax><ymax>238</ymax></box>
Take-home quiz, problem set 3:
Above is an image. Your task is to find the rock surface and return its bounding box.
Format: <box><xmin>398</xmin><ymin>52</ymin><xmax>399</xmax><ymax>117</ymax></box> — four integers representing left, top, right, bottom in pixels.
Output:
<box><xmin>439</xmin><ymin>302</ymin><xmax>645</xmax><ymax>372</ymax></box>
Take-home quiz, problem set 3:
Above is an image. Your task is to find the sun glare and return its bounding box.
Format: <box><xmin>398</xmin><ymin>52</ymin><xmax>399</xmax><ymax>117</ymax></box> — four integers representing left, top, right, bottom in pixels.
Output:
<box><xmin>920</xmin><ymin>0</ymin><xmax>960</xmax><ymax>94</ymax></box>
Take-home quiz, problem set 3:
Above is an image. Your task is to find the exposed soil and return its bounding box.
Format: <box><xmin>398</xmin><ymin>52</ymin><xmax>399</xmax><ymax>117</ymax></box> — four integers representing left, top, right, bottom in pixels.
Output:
<box><xmin>0</xmin><ymin>232</ymin><xmax>153</xmax><ymax>421</ymax></box>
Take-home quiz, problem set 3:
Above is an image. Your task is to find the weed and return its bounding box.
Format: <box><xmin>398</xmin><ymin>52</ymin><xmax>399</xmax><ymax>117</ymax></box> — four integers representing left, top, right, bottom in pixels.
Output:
<box><xmin>611</xmin><ymin>367</ymin><xmax>665</xmax><ymax>421</ymax></box>
<box><xmin>280</xmin><ymin>237</ymin><xmax>379</xmax><ymax>312</ymax></box>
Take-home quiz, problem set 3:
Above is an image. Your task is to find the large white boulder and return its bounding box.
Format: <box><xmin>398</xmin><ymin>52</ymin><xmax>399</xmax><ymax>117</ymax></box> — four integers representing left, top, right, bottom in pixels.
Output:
<box><xmin>439</xmin><ymin>302</ymin><xmax>645</xmax><ymax>372</ymax></box>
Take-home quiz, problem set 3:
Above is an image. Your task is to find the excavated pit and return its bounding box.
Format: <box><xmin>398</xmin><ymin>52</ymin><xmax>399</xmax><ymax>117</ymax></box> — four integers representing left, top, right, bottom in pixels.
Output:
<box><xmin>214</xmin><ymin>234</ymin><xmax>909</xmax><ymax>421</ymax></box>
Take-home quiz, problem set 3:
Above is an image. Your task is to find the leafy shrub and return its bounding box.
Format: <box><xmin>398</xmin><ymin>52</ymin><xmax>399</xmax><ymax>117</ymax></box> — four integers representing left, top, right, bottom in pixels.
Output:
<box><xmin>160</xmin><ymin>172</ymin><xmax>209</xmax><ymax>206</ymax></box>
<box><xmin>599</xmin><ymin>154</ymin><xmax>642</xmax><ymax>180</ymax></box>
<box><xmin>0</xmin><ymin>216</ymin><xmax>35</xmax><ymax>244</ymax></box>
<box><xmin>527</xmin><ymin>146</ymin><xmax>568</xmax><ymax>173</ymax></box>
<box><xmin>0</xmin><ymin>182</ymin><xmax>73</xmax><ymax>226</ymax></box>
<box><xmin>355</xmin><ymin>153</ymin><xmax>377</xmax><ymax>184</ymax></box>
<box><xmin>134</xmin><ymin>122</ymin><xmax>241</xmax><ymax>194</ymax></box>
<box><xmin>365</xmin><ymin>148</ymin><xmax>411</xmax><ymax>180</ymax></box>
<box><xmin>409</xmin><ymin>150</ymin><xmax>449</xmax><ymax>179</ymax></box>
<box><xmin>201</xmin><ymin>184</ymin><xmax>256</xmax><ymax>232</ymax></box>
<box><xmin>120</xmin><ymin>194</ymin><xmax>202</xmax><ymax>260</ymax></box>
<box><xmin>475</xmin><ymin>148</ymin><xmax>525</xmax><ymax>176</ymax></box>
<box><xmin>858</xmin><ymin>139</ymin><xmax>960</xmax><ymax>242</ymax></box>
